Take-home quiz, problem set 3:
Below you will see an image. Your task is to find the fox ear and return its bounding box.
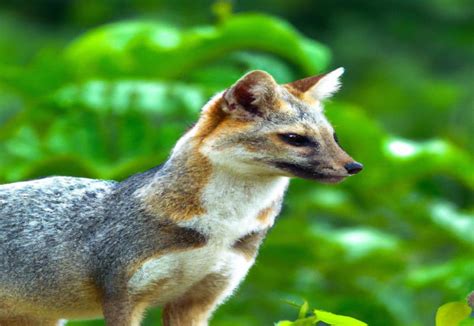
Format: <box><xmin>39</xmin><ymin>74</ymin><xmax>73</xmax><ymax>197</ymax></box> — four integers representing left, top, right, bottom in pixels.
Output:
<box><xmin>287</xmin><ymin>67</ymin><xmax>344</xmax><ymax>100</ymax></box>
<box><xmin>223</xmin><ymin>70</ymin><xmax>278</xmax><ymax>119</ymax></box>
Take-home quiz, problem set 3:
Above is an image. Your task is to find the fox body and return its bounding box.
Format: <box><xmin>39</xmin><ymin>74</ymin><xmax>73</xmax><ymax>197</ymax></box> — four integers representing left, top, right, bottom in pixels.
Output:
<box><xmin>0</xmin><ymin>68</ymin><xmax>362</xmax><ymax>326</ymax></box>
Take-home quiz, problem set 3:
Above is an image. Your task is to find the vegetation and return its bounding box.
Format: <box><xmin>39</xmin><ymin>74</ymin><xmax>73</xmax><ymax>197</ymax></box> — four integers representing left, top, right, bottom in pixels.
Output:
<box><xmin>0</xmin><ymin>1</ymin><xmax>472</xmax><ymax>325</ymax></box>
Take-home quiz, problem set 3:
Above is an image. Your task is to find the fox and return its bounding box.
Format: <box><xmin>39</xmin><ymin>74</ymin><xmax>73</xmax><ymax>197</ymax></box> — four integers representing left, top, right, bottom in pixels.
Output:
<box><xmin>0</xmin><ymin>68</ymin><xmax>363</xmax><ymax>326</ymax></box>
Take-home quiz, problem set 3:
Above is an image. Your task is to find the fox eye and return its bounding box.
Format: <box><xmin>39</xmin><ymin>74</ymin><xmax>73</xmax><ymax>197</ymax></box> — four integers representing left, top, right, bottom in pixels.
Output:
<box><xmin>278</xmin><ymin>133</ymin><xmax>314</xmax><ymax>147</ymax></box>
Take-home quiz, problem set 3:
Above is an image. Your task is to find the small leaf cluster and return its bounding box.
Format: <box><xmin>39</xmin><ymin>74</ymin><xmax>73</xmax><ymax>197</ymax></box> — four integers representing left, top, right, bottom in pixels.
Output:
<box><xmin>276</xmin><ymin>301</ymin><xmax>367</xmax><ymax>326</ymax></box>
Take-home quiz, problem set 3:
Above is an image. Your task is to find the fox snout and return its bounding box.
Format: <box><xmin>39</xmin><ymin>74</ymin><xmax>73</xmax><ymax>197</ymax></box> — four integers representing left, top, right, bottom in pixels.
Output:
<box><xmin>274</xmin><ymin>157</ymin><xmax>363</xmax><ymax>184</ymax></box>
<box><xmin>276</xmin><ymin>140</ymin><xmax>363</xmax><ymax>183</ymax></box>
<box><xmin>307</xmin><ymin>159</ymin><xmax>363</xmax><ymax>184</ymax></box>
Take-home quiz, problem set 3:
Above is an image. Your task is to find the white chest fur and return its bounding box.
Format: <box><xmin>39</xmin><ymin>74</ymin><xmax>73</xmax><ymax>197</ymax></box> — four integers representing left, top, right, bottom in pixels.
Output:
<box><xmin>127</xmin><ymin>171</ymin><xmax>288</xmax><ymax>302</ymax></box>
<box><xmin>127</xmin><ymin>244</ymin><xmax>251</xmax><ymax>307</ymax></box>
<box><xmin>183</xmin><ymin>171</ymin><xmax>289</xmax><ymax>243</ymax></box>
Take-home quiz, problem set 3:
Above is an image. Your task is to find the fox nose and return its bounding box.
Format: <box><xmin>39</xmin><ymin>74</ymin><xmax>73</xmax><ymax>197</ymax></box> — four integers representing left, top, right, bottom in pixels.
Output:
<box><xmin>344</xmin><ymin>162</ymin><xmax>363</xmax><ymax>175</ymax></box>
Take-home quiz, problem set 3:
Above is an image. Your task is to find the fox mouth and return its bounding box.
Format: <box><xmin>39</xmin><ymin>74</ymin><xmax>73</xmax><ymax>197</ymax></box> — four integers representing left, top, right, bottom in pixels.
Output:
<box><xmin>273</xmin><ymin>162</ymin><xmax>347</xmax><ymax>184</ymax></box>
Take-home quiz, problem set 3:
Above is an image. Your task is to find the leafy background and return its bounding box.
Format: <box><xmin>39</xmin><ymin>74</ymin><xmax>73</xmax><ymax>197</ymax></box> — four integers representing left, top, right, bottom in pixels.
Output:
<box><xmin>0</xmin><ymin>0</ymin><xmax>473</xmax><ymax>325</ymax></box>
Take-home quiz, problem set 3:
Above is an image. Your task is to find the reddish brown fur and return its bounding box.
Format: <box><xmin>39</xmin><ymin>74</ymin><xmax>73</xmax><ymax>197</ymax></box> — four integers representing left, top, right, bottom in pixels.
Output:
<box><xmin>142</xmin><ymin>97</ymin><xmax>230</xmax><ymax>222</ymax></box>
<box><xmin>58</xmin><ymin>280</ymin><xmax>102</xmax><ymax>318</ymax></box>
<box><xmin>257</xmin><ymin>205</ymin><xmax>274</xmax><ymax>226</ymax></box>
<box><xmin>0</xmin><ymin>278</ymin><xmax>103</xmax><ymax>322</ymax></box>
<box><xmin>143</xmin><ymin>150</ymin><xmax>211</xmax><ymax>222</ymax></box>
<box><xmin>198</xmin><ymin>97</ymin><xmax>252</xmax><ymax>142</ymax></box>
<box><xmin>283</xmin><ymin>84</ymin><xmax>305</xmax><ymax>99</ymax></box>
<box><xmin>285</xmin><ymin>73</ymin><xmax>327</xmax><ymax>94</ymax></box>
<box><xmin>162</xmin><ymin>273</ymin><xmax>229</xmax><ymax>326</ymax></box>
<box><xmin>0</xmin><ymin>318</ymin><xmax>57</xmax><ymax>326</ymax></box>
<box><xmin>194</xmin><ymin>97</ymin><xmax>228</xmax><ymax>141</ymax></box>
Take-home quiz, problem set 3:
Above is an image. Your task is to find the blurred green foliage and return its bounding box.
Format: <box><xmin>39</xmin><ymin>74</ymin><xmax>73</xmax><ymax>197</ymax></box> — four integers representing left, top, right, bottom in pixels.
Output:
<box><xmin>0</xmin><ymin>1</ymin><xmax>473</xmax><ymax>325</ymax></box>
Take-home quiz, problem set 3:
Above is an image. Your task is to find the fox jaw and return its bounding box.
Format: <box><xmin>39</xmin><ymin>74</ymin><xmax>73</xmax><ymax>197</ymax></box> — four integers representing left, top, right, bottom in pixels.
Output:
<box><xmin>185</xmin><ymin>68</ymin><xmax>363</xmax><ymax>184</ymax></box>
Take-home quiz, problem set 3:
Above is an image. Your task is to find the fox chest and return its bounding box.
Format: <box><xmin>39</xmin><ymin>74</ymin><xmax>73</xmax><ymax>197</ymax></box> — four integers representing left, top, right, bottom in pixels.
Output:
<box><xmin>126</xmin><ymin>234</ymin><xmax>262</xmax><ymax>304</ymax></box>
<box><xmin>127</xmin><ymin>201</ymin><xmax>274</xmax><ymax>302</ymax></box>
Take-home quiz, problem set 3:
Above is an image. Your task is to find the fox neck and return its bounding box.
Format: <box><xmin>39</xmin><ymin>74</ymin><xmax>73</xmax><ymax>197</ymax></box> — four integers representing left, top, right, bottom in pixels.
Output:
<box><xmin>166</xmin><ymin>144</ymin><xmax>289</xmax><ymax>240</ymax></box>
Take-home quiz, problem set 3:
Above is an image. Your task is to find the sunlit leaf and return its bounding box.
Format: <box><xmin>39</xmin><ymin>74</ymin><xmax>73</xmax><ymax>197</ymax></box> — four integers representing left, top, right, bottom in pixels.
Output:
<box><xmin>275</xmin><ymin>321</ymin><xmax>294</xmax><ymax>326</ymax></box>
<box><xmin>436</xmin><ymin>301</ymin><xmax>471</xmax><ymax>326</ymax></box>
<box><xmin>298</xmin><ymin>301</ymin><xmax>309</xmax><ymax>319</ymax></box>
<box><xmin>314</xmin><ymin>309</ymin><xmax>367</xmax><ymax>326</ymax></box>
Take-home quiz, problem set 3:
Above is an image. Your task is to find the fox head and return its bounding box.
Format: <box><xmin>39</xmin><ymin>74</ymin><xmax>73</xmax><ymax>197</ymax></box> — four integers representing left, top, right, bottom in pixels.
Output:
<box><xmin>188</xmin><ymin>68</ymin><xmax>363</xmax><ymax>184</ymax></box>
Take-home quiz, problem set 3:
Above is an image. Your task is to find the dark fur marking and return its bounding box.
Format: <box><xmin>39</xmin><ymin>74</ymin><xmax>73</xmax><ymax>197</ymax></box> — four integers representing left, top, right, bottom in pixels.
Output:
<box><xmin>85</xmin><ymin>191</ymin><xmax>97</xmax><ymax>199</ymax></box>
<box><xmin>230</xmin><ymin>87</ymin><xmax>260</xmax><ymax>116</ymax></box>
<box><xmin>232</xmin><ymin>231</ymin><xmax>267</xmax><ymax>260</ymax></box>
<box><xmin>272</xmin><ymin>161</ymin><xmax>330</xmax><ymax>181</ymax></box>
<box><xmin>157</xmin><ymin>222</ymin><xmax>208</xmax><ymax>250</ymax></box>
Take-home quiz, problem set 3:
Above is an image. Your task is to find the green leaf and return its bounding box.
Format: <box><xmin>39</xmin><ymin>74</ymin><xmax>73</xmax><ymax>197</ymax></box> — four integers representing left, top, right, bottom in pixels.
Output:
<box><xmin>275</xmin><ymin>321</ymin><xmax>294</xmax><ymax>326</ymax></box>
<box><xmin>314</xmin><ymin>309</ymin><xmax>368</xmax><ymax>326</ymax></box>
<box><xmin>436</xmin><ymin>301</ymin><xmax>471</xmax><ymax>326</ymax></box>
<box><xmin>298</xmin><ymin>301</ymin><xmax>309</xmax><ymax>319</ymax></box>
